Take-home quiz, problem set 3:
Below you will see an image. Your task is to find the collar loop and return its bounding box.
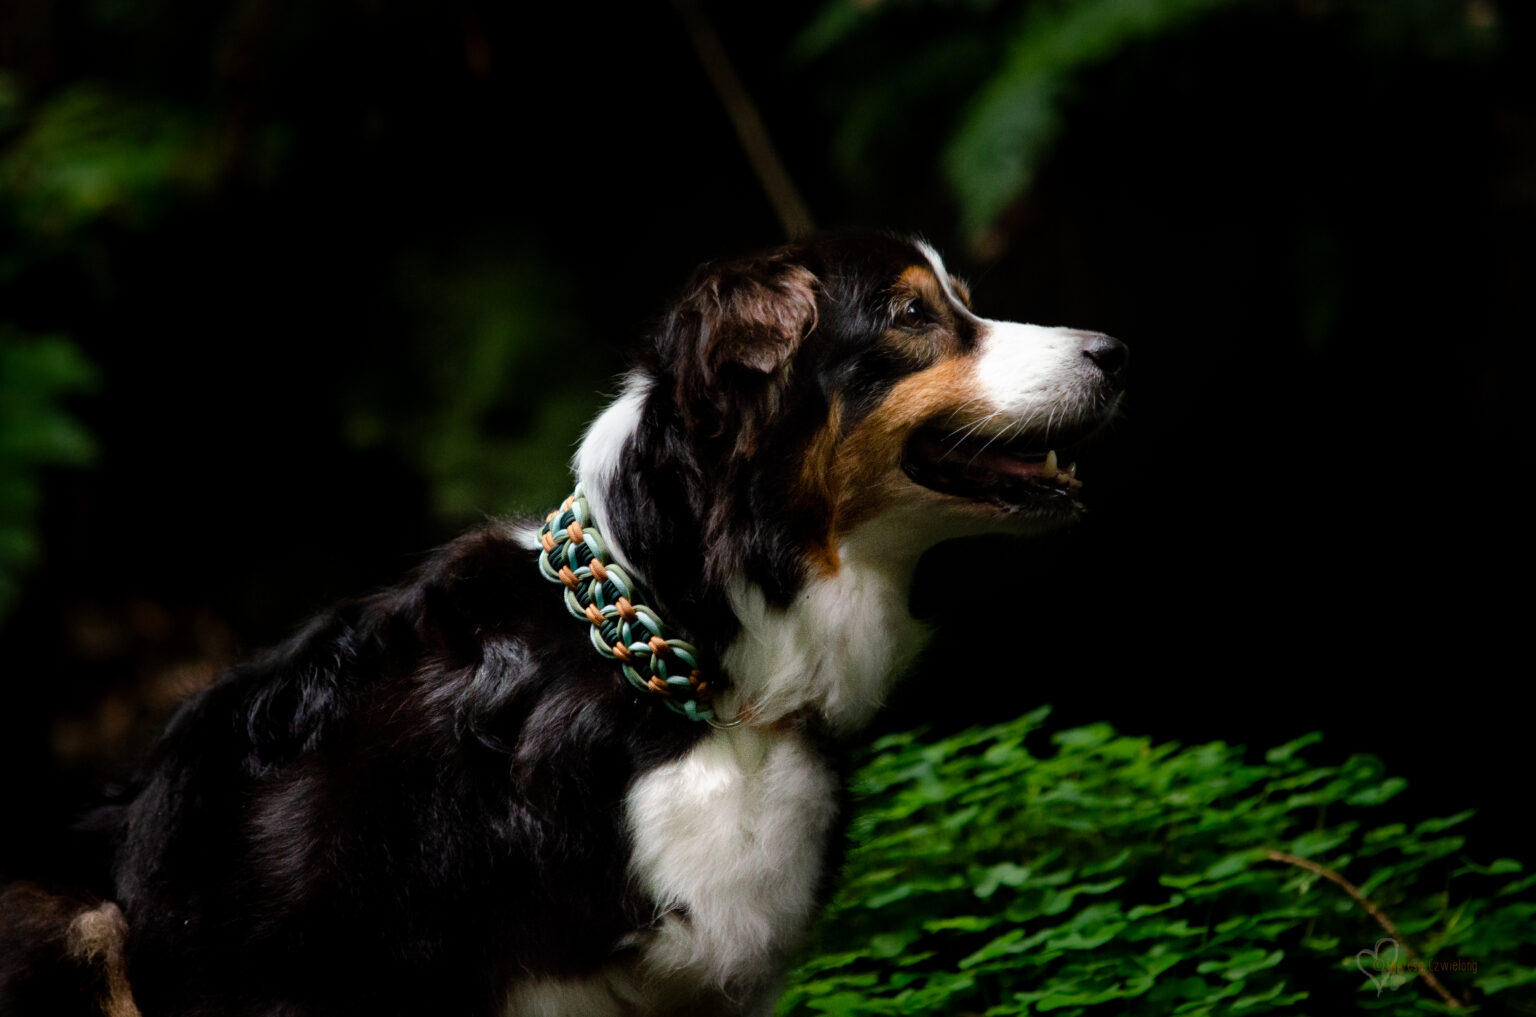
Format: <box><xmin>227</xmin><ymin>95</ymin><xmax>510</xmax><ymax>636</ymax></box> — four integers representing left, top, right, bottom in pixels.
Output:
<box><xmin>538</xmin><ymin>485</ymin><xmax>721</xmax><ymax>723</ymax></box>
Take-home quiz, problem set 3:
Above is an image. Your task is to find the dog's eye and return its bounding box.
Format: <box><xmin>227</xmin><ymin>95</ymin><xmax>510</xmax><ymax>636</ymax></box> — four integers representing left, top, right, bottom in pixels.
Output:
<box><xmin>898</xmin><ymin>299</ymin><xmax>929</xmax><ymax>329</ymax></box>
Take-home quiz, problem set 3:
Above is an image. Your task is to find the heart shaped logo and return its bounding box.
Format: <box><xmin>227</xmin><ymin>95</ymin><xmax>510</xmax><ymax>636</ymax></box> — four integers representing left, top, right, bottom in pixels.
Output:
<box><xmin>1357</xmin><ymin>937</ymin><xmax>1400</xmax><ymax>995</ymax></box>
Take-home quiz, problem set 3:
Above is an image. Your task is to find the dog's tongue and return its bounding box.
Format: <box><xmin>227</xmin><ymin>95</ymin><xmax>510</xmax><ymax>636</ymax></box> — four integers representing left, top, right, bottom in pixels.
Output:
<box><xmin>978</xmin><ymin>448</ymin><xmax>1081</xmax><ymax>487</ymax></box>
<box><xmin>985</xmin><ymin>448</ymin><xmax>1054</xmax><ymax>479</ymax></box>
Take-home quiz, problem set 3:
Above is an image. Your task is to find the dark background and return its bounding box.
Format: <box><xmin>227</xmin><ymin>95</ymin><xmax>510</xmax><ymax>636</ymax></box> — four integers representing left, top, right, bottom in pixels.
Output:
<box><xmin>2</xmin><ymin>0</ymin><xmax>1531</xmax><ymax>883</ymax></box>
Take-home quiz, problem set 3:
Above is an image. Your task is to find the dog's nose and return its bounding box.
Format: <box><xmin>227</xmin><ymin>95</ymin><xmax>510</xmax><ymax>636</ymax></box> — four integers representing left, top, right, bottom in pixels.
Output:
<box><xmin>1082</xmin><ymin>333</ymin><xmax>1128</xmax><ymax>385</ymax></box>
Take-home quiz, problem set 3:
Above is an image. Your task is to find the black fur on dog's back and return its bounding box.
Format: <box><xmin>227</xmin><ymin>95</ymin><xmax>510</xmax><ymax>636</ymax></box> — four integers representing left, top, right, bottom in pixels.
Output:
<box><xmin>110</xmin><ymin>528</ymin><xmax>705</xmax><ymax>1015</ymax></box>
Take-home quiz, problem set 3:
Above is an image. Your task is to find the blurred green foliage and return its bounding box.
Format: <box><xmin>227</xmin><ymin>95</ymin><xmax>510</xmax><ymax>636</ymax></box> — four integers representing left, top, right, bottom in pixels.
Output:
<box><xmin>0</xmin><ymin>81</ymin><xmax>214</xmax><ymax>243</ymax></box>
<box><xmin>780</xmin><ymin>709</ymin><xmax>1535</xmax><ymax>1015</ymax></box>
<box><xmin>0</xmin><ymin>59</ymin><xmax>600</xmax><ymax>620</ymax></box>
<box><xmin>0</xmin><ymin>0</ymin><xmax>1512</xmax><ymax>622</ymax></box>
<box><xmin>0</xmin><ymin>72</ymin><xmax>134</xmax><ymax>617</ymax></box>
<box><xmin>0</xmin><ymin>331</ymin><xmax>96</xmax><ymax>618</ymax></box>
<box><xmin>344</xmin><ymin>242</ymin><xmax>604</xmax><ymax>521</ymax></box>
<box><xmin>794</xmin><ymin>0</ymin><xmax>1501</xmax><ymax>248</ymax></box>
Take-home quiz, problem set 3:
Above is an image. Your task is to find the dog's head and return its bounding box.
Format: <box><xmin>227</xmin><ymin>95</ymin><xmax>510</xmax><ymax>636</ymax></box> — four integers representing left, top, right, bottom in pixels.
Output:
<box><xmin>578</xmin><ymin>230</ymin><xmax>1125</xmax><ymax>626</ymax></box>
<box><xmin>567</xmin><ymin>231</ymin><xmax>1126</xmax><ymax>726</ymax></box>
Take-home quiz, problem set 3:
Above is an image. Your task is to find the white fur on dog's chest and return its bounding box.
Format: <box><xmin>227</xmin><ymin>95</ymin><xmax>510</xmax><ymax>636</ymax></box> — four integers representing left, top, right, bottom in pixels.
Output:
<box><xmin>503</xmin><ymin>729</ymin><xmax>838</xmax><ymax>1016</ymax></box>
<box><xmin>625</xmin><ymin>726</ymin><xmax>840</xmax><ymax>1001</ymax></box>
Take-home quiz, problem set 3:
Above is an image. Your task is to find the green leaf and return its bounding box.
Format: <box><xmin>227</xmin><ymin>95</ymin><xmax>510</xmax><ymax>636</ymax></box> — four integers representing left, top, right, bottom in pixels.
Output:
<box><xmin>1286</xmin><ymin>828</ymin><xmax>1350</xmax><ymax>859</ymax></box>
<box><xmin>1203</xmin><ymin>851</ymin><xmax>1260</xmax><ymax>881</ymax></box>
<box><xmin>1345</xmin><ymin>776</ymin><xmax>1408</xmax><ymax>806</ymax></box>
<box><xmin>1453</xmin><ymin>857</ymin><xmax>1522</xmax><ymax>878</ymax></box>
<box><xmin>1413</xmin><ymin>810</ymin><xmax>1477</xmax><ymax>836</ymax></box>
<box><xmin>1052</xmin><ymin>722</ymin><xmax>1117</xmax><ymax>748</ymax></box>
<box><xmin>1265</xmin><ymin>732</ymin><xmax>1324</xmax><ymax>763</ymax></box>
<box><xmin>972</xmin><ymin>862</ymin><xmax>1033</xmax><ymax>898</ymax></box>
<box><xmin>1497</xmin><ymin>871</ymin><xmax>1536</xmax><ymax>897</ymax></box>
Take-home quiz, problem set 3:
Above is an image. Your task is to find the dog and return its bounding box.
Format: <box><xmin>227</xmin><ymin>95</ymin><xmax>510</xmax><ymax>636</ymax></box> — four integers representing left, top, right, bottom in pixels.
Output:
<box><xmin>0</xmin><ymin>231</ymin><xmax>1125</xmax><ymax>1017</ymax></box>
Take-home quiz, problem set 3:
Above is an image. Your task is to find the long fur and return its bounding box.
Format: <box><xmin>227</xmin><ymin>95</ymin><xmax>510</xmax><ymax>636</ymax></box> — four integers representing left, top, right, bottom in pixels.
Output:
<box><xmin>1</xmin><ymin>231</ymin><xmax>1125</xmax><ymax>1017</ymax></box>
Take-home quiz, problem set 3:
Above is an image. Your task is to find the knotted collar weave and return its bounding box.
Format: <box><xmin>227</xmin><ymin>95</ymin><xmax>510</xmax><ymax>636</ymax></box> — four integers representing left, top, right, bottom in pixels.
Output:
<box><xmin>537</xmin><ymin>485</ymin><xmax>717</xmax><ymax>723</ymax></box>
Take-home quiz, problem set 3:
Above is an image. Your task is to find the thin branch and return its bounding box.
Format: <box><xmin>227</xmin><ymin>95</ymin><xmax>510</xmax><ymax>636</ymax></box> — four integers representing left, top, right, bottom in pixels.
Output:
<box><xmin>1265</xmin><ymin>849</ymin><xmax>1464</xmax><ymax>1010</ymax></box>
<box><xmin>671</xmin><ymin>0</ymin><xmax>816</xmax><ymax>240</ymax></box>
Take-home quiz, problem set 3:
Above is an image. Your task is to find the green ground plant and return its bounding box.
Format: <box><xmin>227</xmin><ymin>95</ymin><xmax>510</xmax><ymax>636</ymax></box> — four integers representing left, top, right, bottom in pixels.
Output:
<box><xmin>780</xmin><ymin>708</ymin><xmax>1535</xmax><ymax>1016</ymax></box>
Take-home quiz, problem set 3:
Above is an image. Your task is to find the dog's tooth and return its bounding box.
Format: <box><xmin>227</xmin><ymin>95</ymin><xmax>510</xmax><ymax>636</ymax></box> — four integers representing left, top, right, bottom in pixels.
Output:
<box><xmin>1067</xmin><ymin>461</ymin><xmax>1078</xmax><ymax>478</ymax></box>
<box><xmin>1041</xmin><ymin>449</ymin><xmax>1058</xmax><ymax>479</ymax></box>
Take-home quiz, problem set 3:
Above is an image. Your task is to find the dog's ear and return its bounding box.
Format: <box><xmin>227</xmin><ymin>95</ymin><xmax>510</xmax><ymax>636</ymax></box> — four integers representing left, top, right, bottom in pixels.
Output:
<box><xmin>662</xmin><ymin>256</ymin><xmax>819</xmax><ymax>454</ymax></box>
<box><xmin>672</xmin><ymin>257</ymin><xmax>819</xmax><ymax>379</ymax></box>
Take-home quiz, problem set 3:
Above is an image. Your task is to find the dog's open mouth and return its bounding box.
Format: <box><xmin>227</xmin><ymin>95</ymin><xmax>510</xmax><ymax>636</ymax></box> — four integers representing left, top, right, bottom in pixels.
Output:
<box><xmin>900</xmin><ymin>421</ymin><xmax>1100</xmax><ymax>510</ymax></box>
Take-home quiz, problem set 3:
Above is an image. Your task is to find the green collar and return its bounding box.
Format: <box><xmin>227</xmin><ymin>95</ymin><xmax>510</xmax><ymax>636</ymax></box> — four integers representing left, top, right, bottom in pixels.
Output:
<box><xmin>538</xmin><ymin>485</ymin><xmax>728</xmax><ymax>725</ymax></box>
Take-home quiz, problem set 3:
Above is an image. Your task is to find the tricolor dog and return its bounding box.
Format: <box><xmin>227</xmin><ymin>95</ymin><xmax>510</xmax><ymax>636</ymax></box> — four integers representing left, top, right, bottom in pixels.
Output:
<box><xmin>0</xmin><ymin>231</ymin><xmax>1125</xmax><ymax>1016</ymax></box>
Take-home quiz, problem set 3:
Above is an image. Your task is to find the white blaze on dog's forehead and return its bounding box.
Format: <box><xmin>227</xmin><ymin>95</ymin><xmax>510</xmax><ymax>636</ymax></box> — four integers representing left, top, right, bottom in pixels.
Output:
<box><xmin>916</xmin><ymin>240</ymin><xmax>970</xmax><ymax>313</ymax></box>
<box><xmin>572</xmin><ymin>372</ymin><xmax>651</xmax><ymax>576</ymax></box>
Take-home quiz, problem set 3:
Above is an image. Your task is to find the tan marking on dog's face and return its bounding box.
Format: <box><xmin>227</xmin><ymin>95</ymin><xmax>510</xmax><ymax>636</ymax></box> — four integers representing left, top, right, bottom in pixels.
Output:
<box><xmin>794</xmin><ymin>396</ymin><xmax>846</xmax><ymax>575</ymax></box>
<box><xmin>825</xmin><ymin>355</ymin><xmax>994</xmax><ymax>536</ymax></box>
<box><xmin>885</xmin><ymin>265</ymin><xmax>968</xmax><ymax>363</ymax></box>
<box><xmin>896</xmin><ymin>264</ymin><xmax>945</xmax><ymax>300</ymax></box>
<box><xmin>787</xmin><ymin>260</ymin><xmax>1022</xmax><ymax>573</ymax></box>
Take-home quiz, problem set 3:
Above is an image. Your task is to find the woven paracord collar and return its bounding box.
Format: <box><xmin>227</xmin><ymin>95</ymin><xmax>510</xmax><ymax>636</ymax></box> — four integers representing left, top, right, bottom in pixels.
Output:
<box><xmin>537</xmin><ymin>485</ymin><xmax>716</xmax><ymax>723</ymax></box>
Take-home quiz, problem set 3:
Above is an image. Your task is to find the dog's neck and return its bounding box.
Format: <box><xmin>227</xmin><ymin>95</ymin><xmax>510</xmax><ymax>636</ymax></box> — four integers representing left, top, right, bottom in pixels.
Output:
<box><xmin>572</xmin><ymin>377</ymin><xmax>935</xmax><ymax>734</ymax></box>
<box><xmin>713</xmin><ymin>508</ymin><xmax>935</xmax><ymax>733</ymax></box>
